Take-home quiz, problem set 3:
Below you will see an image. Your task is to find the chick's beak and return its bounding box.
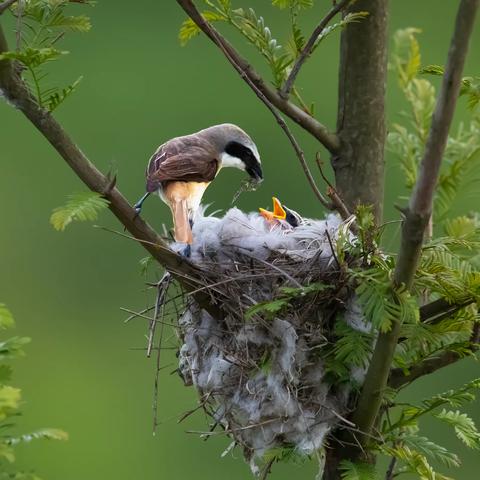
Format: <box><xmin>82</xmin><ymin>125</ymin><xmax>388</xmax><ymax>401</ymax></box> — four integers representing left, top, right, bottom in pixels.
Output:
<box><xmin>259</xmin><ymin>197</ymin><xmax>287</xmax><ymax>221</ymax></box>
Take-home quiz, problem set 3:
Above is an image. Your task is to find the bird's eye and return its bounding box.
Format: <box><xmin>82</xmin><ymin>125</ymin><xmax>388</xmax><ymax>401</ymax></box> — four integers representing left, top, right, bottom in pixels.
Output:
<box><xmin>286</xmin><ymin>212</ymin><xmax>299</xmax><ymax>227</ymax></box>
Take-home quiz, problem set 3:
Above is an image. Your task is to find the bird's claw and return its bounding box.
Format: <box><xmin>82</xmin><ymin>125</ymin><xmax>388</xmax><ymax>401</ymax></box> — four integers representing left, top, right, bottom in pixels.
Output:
<box><xmin>180</xmin><ymin>244</ymin><xmax>192</xmax><ymax>258</ymax></box>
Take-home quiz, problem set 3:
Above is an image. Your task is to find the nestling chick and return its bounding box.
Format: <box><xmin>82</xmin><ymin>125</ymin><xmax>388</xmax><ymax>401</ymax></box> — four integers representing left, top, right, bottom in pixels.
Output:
<box><xmin>259</xmin><ymin>197</ymin><xmax>304</xmax><ymax>229</ymax></box>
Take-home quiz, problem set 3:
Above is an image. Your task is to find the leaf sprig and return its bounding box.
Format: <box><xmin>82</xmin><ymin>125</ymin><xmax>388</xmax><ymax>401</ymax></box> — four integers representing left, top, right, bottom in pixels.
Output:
<box><xmin>50</xmin><ymin>191</ymin><xmax>109</xmax><ymax>231</ymax></box>
<box><xmin>0</xmin><ymin>303</ymin><xmax>66</xmax><ymax>475</ymax></box>
<box><xmin>0</xmin><ymin>0</ymin><xmax>92</xmax><ymax>111</ymax></box>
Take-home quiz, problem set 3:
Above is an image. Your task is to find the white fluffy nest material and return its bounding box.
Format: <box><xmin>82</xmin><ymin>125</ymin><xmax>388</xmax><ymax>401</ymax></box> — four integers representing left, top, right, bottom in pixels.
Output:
<box><xmin>176</xmin><ymin>208</ymin><xmax>370</xmax><ymax>475</ymax></box>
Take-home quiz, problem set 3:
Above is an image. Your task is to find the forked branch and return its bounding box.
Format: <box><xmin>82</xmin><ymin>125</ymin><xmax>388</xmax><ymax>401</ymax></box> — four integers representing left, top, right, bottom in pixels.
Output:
<box><xmin>280</xmin><ymin>0</ymin><xmax>351</xmax><ymax>98</ymax></box>
<box><xmin>176</xmin><ymin>0</ymin><xmax>340</xmax><ymax>154</ymax></box>
<box><xmin>176</xmin><ymin>0</ymin><xmax>334</xmax><ymax>209</ymax></box>
<box><xmin>350</xmin><ymin>0</ymin><xmax>480</xmax><ymax>448</ymax></box>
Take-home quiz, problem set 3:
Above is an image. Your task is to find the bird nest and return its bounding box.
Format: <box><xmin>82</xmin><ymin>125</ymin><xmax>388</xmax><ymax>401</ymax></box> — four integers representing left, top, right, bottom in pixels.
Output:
<box><xmin>150</xmin><ymin>208</ymin><xmax>371</xmax><ymax>476</ymax></box>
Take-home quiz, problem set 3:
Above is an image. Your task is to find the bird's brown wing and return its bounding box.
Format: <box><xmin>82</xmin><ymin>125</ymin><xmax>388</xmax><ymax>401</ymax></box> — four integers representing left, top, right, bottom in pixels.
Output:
<box><xmin>147</xmin><ymin>139</ymin><xmax>219</xmax><ymax>183</ymax></box>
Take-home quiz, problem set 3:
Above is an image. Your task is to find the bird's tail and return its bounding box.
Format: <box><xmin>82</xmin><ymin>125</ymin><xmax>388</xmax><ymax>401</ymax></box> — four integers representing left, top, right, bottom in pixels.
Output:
<box><xmin>171</xmin><ymin>199</ymin><xmax>193</xmax><ymax>244</ymax></box>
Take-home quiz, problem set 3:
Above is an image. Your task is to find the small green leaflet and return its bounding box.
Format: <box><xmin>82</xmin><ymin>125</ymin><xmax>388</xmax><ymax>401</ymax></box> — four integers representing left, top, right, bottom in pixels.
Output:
<box><xmin>6</xmin><ymin>428</ymin><xmax>68</xmax><ymax>446</ymax></box>
<box><xmin>339</xmin><ymin>460</ymin><xmax>376</xmax><ymax>480</ymax></box>
<box><xmin>0</xmin><ymin>47</ymin><xmax>66</xmax><ymax>69</ymax></box>
<box><xmin>402</xmin><ymin>435</ymin><xmax>461</xmax><ymax>468</ymax></box>
<box><xmin>3</xmin><ymin>0</ymin><xmax>92</xmax><ymax>110</ymax></box>
<box><xmin>245</xmin><ymin>283</ymin><xmax>331</xmax><ymax>320</ymax></box>
<box><xmin>272</xmin><ymin>0</ymin><xmax>314</xmax><ymax>9</ymax></box>
<box><xmin>139</xmin><ymin>256</ymin><xmax>155</xmax><ymax>276</ymax></box>
<box><xmin>0</xmin><ymin>385</ymin><xmax>22</xmax><ymax>415</ymax></box>
<box><xmin>380</xmin><ymin>444</ymin><xmax>452</xmax><ymax>480</ymax></box>
<box><xmin>313</xmin><ymin>12</ymin><xmax>369</xmax><ymax>52</ymax></box>
<box><xmin>435</xmin><ymin>409</ymin><xmax>480</xmax><ymax>450</ymax></box>
<box><xmin>0</xmin><ymin>304</ymin><xmax>15</xmax><ymax>330</ymax></box>
<box><xmin>245</xmin><ymin>298</ymin><xmax>288</xmax><ymax>320</ymax></box>
<box><xmin>48</xmin><ymin>76</ymin><xmax>83</xmax><ymax>112</ymax></box>
<box><xmin>179</xmin><ymin>11</ymin><xmax>226</xmax><ymax>46</ymax></box>
<box><xmin>21</xmin><ymin>1</ymin><xmax>92</xmax><ymax>33</ymax></box>
<box><xmin>421</xmin><ymin>64</ymin><xmax>480</xmax><ymax>110</ymax></box>
<box><xmin>332</xmin><ymin>321</ymin><xmax>373</xmax><ymax>369</ymax></box>
<box><xmin>0</xmin><ymin>337</ymin><xmax>31</xmax><ymax>362</ymax></box>
<box><xmin>50</xmin><ymin>192</ymin><xmax>109</xmax><ymax>231</ymax></box>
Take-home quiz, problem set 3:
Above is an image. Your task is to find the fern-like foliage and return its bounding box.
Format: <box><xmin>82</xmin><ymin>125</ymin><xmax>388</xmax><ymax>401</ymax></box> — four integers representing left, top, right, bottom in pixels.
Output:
<box><xmin>421</xmin><ymin>64</ymin><xmax>480</xmax><ymax>111</ymax></box>
<box><xmin>179</xmin><ymin>1</ymin><xmax>367</xmax><ymax>107</ymax></box>
<box><xmin>0</xmin><ymin>303</ymin><xmax>66</xmax><ymax>477</ymax></box>
<box><xmin>0</xmin><ymin>0</ymin><xmax>92</xmax><ymax>111</ymax></box>
<box><xmin>352</xmin><ymin>257</ymin><xmax>419</xmax><ymax>333</ymax></box>
<box><xmin>388</xmin><ymin>28</ymin><xmax>480</xmax><ymax>218</ymax></box>
<box><xmin>323</xmin><ymin>319</ymin><xmax>373</xmax><ymax>385</ymax></box>
<box><xmin>179</xmin><ymin>10</ymin><xmax>227</xmax><ymax>46</ymax></box>
<box><xmin>50</xmin><ymin>191</ymin><xmax>109</xmax><ymax>231</ymax></box>
<box><xmin>435</xmin><ymin>409</ymin><xmax>480</xmax><ymax>450</ymax></box>
<box><xmin>339</xmin><ymin>460</ymin><xmax>376</xmax><ymax>480</ymax></box>
<box><xmin>378</xmin><ymin>379</ymin><xmax>480</xmax><ymax>478</ymax></box>
<box><xmin>245</xmin><ymin>283</ymin><xmax>332</xmax><ymax>320</ymax></box>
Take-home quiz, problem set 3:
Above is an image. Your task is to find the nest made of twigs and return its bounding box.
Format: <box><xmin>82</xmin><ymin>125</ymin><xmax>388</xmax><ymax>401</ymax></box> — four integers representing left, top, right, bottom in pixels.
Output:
<box><xmin>167</xmin><ymin>208</ymin><xmax>370</xmax><ymax>476</ymax></box>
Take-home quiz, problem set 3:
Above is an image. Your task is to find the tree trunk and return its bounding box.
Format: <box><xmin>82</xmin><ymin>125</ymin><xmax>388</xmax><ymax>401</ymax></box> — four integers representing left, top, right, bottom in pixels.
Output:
<box><xmin>333</xmin><ymin>0</ymin><xmax>389</xmax><ymax>224</ymax></box>
<box><xmin>325</xmin><ymin>1</ymin><xmax>389</xmax><ymax>478</ymax></box>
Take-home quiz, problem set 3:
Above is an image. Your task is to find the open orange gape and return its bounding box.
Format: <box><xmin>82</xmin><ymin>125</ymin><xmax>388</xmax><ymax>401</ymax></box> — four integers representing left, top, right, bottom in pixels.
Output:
<box><xmin>258</xmin><ymin>196</ymin><xmax>287</xmax><ymax>222</ymax></box>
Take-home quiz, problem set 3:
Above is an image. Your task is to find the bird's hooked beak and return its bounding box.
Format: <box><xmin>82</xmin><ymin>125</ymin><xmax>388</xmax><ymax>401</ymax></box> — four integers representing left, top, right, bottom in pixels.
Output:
<box><xmin>246</xmin><ymin>162</ymin><xmax>263</xmax><ymax>182</ymax></box>
<box><xmin>259</xmin><ymin>197</ymin><xmax>286</xmax><ymax>222</ymax></box>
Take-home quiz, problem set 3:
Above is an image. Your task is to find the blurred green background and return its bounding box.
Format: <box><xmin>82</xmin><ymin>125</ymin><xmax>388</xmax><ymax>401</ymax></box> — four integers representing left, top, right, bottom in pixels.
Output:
<box><xmin>1</xmin><ymin>1</ymin><xmax>479</xmax><ymax>478</ymax></box>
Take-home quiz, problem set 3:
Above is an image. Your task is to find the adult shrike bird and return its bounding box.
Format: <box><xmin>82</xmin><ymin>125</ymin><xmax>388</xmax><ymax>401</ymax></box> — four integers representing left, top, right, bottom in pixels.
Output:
<box><xmin>134</xmin><ymin>124</ymin><xmax>263</xmax><ymax>248</ymax></box>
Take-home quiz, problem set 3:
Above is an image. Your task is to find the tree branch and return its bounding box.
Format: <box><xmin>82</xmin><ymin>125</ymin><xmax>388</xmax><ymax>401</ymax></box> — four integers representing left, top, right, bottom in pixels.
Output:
<box><xmin>350</xmin><ymin>0</ymin><xmax>479</xmax><ymax>448</ymax></box>
<box><xmin>176</xmin><ymin>0</ymin><xmax>340</xmax><ymax>154</ymax></box>
<box><xmin>0</xmin><ymin>0</ymin><xmax>16</xmax><ymax>15</ymax></box>
<box><xmin>176</xmin><ymin>0</ymin><xmax>334</xmax><ymax>209</ymax></box>
<box><xmin>419</xmin><ymin>297</ymin><xmax>476</xmax><ymax>324</ymax></box>
<box><xmin>0</xmin><ymin>21</ymin><xmax>222</xmax><ymax>319</ymax></box>
<box><xmin>280</xmin><ymin>0</ymin><xmax>350</xmax><ymax>99</ymax></box>
<box><xmin>389</xmin><ymin>323</ymin><xmax>480</xmax><ymax>389</ymax></box>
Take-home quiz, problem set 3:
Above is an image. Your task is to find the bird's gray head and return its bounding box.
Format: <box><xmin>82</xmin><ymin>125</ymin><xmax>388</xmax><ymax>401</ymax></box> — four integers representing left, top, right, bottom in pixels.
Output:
<box><xmin>200</xmin><ymin>123</ymin><xmax>263</xmax><ymax>181</ymax></box>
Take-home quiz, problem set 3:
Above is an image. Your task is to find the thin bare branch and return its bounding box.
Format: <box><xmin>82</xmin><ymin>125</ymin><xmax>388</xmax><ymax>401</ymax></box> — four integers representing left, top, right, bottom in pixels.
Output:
<box><xmin>419</xmin><ymin>297</ymin><xmax>476</xmax><ymax>324</ymax></box>
<box><xmin>385</xmin><ymin>456</ymin><xmax>397</xmax><ymax>480</ymax></box>
<box><xmin>0</xmin><ymin>22</ymin><xmax>221</xmax><ymax>319</ymax></box>
<box><xmin>176</xmin><ymin>0</ymin><xmax>332</xmax><ymax>208</ymax></box>
<box><xmin>350</xmin><ymin>0</ymin><xmax>479</xmax><ymax>448</ymax></box>
<box><xmin>0</xmin><ymin>0</ymin><xmax>16</xmax><ymax>15</ymax></box>
<box><xmin>281</xmin><ymin>0</ymin><xmax>351</xmax><ymax>98</ymax></box>
<box><xmin>176</xmin><ymin>0</ymin><xmax>340</xmax><ymax>154</ymax></box>
<box><xmin>315</xmin><ymin>153</ymin><xmax>353</xmax><ymax>222</ymax></box>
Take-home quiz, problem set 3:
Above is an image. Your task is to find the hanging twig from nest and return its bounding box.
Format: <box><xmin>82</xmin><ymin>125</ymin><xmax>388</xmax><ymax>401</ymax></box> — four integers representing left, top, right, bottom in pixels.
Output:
<box><xmin>147</xmin><ymin>272</ymin><xmax>172</xmax><ymax>357</ymax></box>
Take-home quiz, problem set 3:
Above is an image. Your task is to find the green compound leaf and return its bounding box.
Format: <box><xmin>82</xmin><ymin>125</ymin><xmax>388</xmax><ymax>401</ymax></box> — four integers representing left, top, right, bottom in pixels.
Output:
<box><xmin>50</xmin><ymin>192</ymin><xmax>109</xmax><ymax>231</ymax></box>
<box><xmin>435</xmin><ymin>409</ymin><xmax>480</xmax><ymax>450</ymax></box>
<box><xmin>339</xmin><ymin>460</ymin><xmax>376</xmax><ymax>480</ymax></box>
<box><xmin>179</xmin><ymin>11</ymin><xmax>227</xmax><ymax>46</ymax></box>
